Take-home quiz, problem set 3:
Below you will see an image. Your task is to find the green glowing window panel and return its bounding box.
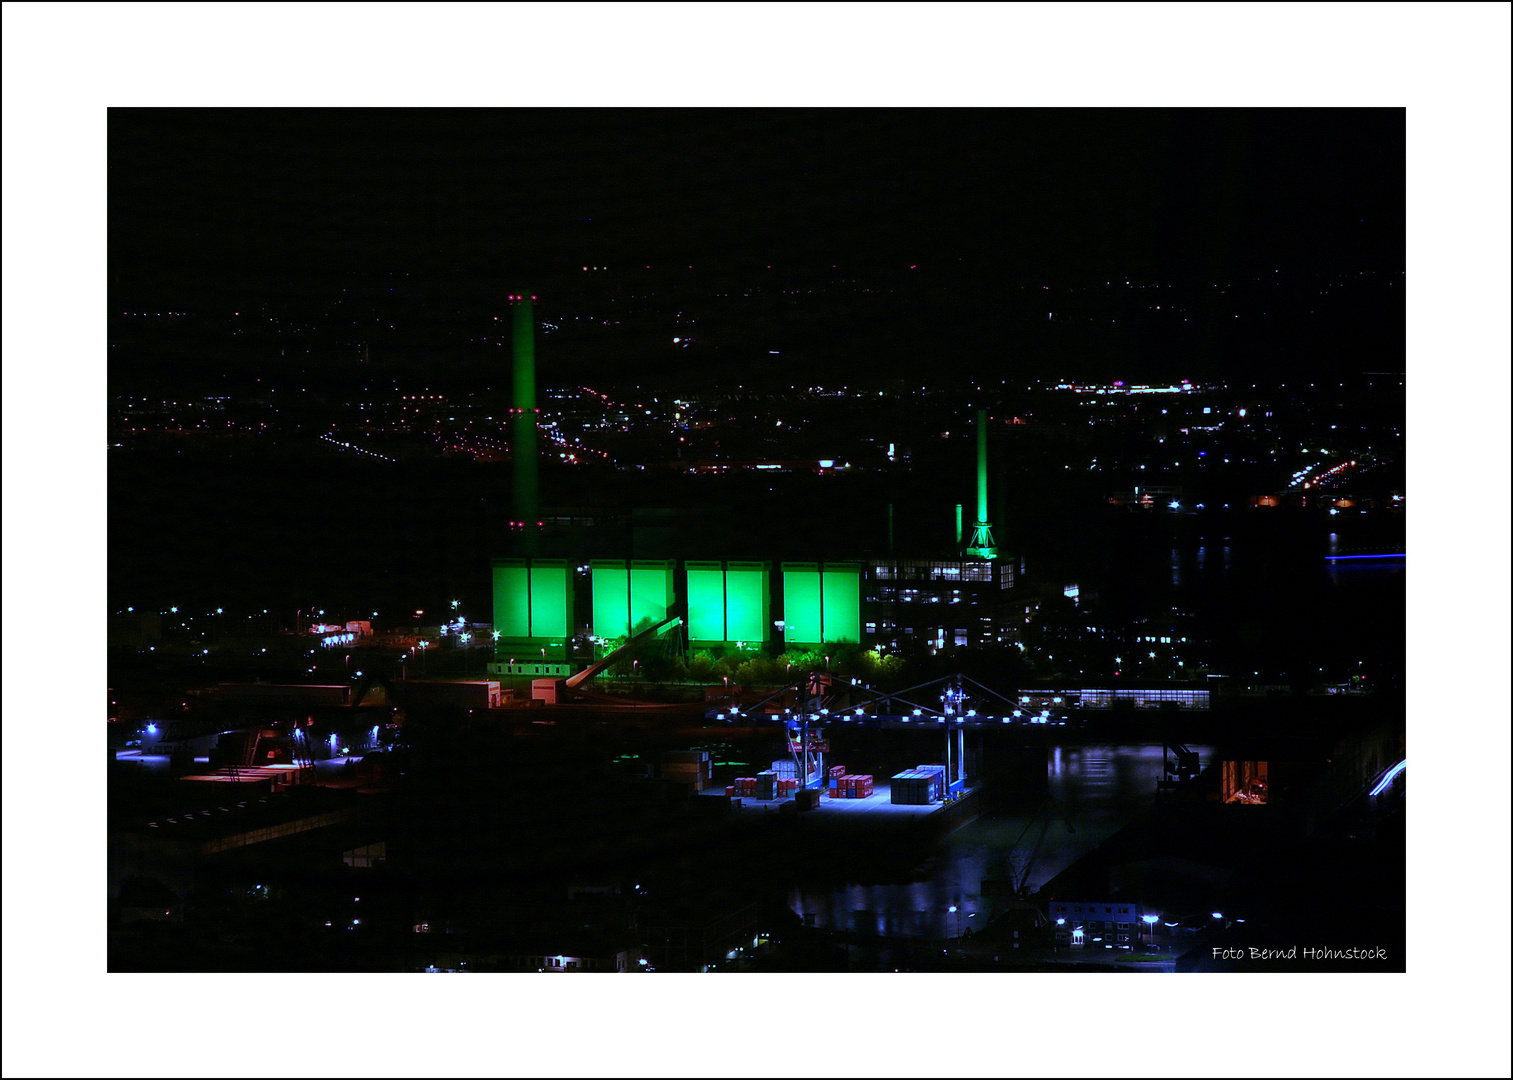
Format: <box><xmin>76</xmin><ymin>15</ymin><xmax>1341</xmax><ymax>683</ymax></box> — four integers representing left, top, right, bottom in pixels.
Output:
<box><xmin>724</xmin><ymin>562</ymin><xmax>770</xmax><ymax>643</ymax></box>
<box><xmin>630</xmin><ymin>560</ymin><xmax>676</xmax><ymax>629</ymax></box>
<box><xmin>822</xmin><ymin>563</ymin><xmax>861</xmax><ymax>643</ymax></box>
<box><xmin>782</xmin><ymin>563</ymin><xmax>823</xmax><ymax>646</ymax></box>
<box><xmin>592</xmin><ymin>560</ymin><xmax>630</xmax><ymax>639</ymax></box>
<box><xmin>529</xmin><ymin>560</ymin><xmax>571</xmax><ymax>639</ymax></box>
<box><xmin>686</xmin><ymin>562</ymin><xmax>726</xmax><ymax>643</ymax></box>
<box><xmin>492</xmin><ymin>559</ymin><xmax>531</xmax><ymax>640</ymax></box>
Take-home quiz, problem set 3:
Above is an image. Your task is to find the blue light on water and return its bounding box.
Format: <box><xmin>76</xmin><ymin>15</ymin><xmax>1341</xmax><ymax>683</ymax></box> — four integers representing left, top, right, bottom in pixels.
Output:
<box><xmin>1324</xmin><ymin>553</ymin><xmax>1405</xmax><ymax>561</ymax></box>
<box><xmin>1368</xmin><ymin>759</ymin><xmax>1406</xmax><ymax>797</ymax></box>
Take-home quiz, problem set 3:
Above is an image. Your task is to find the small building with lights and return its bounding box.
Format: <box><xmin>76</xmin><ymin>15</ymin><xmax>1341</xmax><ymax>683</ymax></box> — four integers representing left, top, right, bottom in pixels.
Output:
<box><xmin>1050</xmin><ymin>900</ymin><xmax>1152</xmax><ymax>949</ymax></box>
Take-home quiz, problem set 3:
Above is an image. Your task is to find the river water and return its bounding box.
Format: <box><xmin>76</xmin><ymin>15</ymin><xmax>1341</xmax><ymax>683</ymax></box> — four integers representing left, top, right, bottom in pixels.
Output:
<box><xmin>788</xmin><ymin>524</ymin><xmax>1401</xmax><ymax>939</ymax></box>
<box><xmin>789</xmin><ymin>742</ymin><xmax>1211</xmax><ymax>939</ymax></box>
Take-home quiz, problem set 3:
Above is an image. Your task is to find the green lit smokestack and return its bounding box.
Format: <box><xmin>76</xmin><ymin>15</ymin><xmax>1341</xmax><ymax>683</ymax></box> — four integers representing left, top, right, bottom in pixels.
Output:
<box><xmin>954</xmin><ymin>503</ymin><xmax>963</xmax><ymax>548</ymax></box>
<box><xmin>511</xmin><ymin>294</ymin><xmax>539</xmax><ymax>555</ymax></box>
<box><xmin>965</xmin><ymin>409</ymin><xmax>997</xmax><ymax>559</ymax></box>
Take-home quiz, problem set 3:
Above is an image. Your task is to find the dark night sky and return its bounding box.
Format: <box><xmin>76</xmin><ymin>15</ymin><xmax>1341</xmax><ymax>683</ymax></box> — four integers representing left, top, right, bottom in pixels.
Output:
<box><xmin>110</xmin><ymin>108</ymin><xmax>1404</xmax><ymax>302</ymax></box>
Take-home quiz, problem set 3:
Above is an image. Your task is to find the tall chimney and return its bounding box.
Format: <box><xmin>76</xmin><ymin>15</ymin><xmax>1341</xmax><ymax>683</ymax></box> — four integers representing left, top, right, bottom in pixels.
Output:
<box><xmin>965</xmin><ymin>409</ymin><xmax>997</xmax><ymax>559</ymax></box>
<box><xmin>511</xmin><ymin>294</ymin><xmax>539</xmax><ymax>555</ymax></box>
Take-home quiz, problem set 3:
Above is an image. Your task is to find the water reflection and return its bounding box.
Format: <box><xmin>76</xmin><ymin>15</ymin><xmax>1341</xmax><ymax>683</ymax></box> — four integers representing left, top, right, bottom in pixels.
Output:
<box><xmin>789</xmin><ymin>743</ymin><xmax>1210</xmax><ymax>939</ymax></box>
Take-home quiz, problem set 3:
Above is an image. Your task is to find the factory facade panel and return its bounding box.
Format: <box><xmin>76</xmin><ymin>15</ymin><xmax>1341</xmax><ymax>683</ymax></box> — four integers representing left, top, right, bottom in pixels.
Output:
<box><xmin>723</xmin><ymin>562</ymin><xmax>770</xmax><ymax>645</ymax></box>
<box><xmin>629</xmin><ymin>560</ymin><xmax>676</xmax><ymax>629</ymax></box>
<box><xmin>529</xmin><ymin>560</ymin><xmax>572</xmax><ymax>640</ymax></box>
<box><xmin>821</xmin><ymin>563</ymin><xmax>861</xmax><ymax>644</ymax></box>
<box><xmin>686</xmin><ymin>561</ymin><xmax>726</xmax><ymax>645</ymax></box>
<box><xmin>781</xmin><ymin>563</ymin><xmax>823</xmax><ymax>647</ymax></box>
<box><xmin>591</xmin><ymin>560</ymin><xmax>630</xmax><ymax>640</ymax></box>
<box><xmin>781</xmin><ymin>562</ymin><xmax>860</xmax><ymax>648</ymax></box>
<box><xmin>491</xmin><ymin>557</ymin><xmax>574</xmax><ymax>660</ymax></box>
<box><xmin>492</xmin><ymin>559</ymin><xmax>532</xmax><ymax>640</ymax></box>
<box><xmin>685</xmin><ymin>561</ymin><xmax>770</xmax><ymax>649</ymax></box>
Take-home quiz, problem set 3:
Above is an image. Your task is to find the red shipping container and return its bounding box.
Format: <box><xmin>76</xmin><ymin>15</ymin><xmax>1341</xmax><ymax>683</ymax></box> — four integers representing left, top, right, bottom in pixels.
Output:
<box><xmin>725</xmin><ymin>785</ymin><xmax>736</xmax><ymax>797</ymax></box>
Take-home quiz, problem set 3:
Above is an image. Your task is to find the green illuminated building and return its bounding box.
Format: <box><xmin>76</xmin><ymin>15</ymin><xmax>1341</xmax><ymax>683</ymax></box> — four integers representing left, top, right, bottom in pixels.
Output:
<box><xmin>686</xmin><ymin>561</ymin><xmax>771</xmax><ymax>650</ymax></box>
<box><xmin>491</xmin><ymin>557</ymin><xmax>572</xmax><ymax>662</ymax></box>
<box><xmin>592</xmin><ymin>559</ymin><xmax>677</xmax><ymax>639</ymax></box>
<box><xmin>686</xmin><ymin>561</ymin><xmax>726</xmax><ymax>645</ymax></box>
<box><xmin>781</xmin><ymin>562</ymin><xmax>861</xmax><ymax>649</ymax></box>
<box><xmin>631</xmin><ymin>560</ymin><xmax>677</xmax><ymax>626</ymax></box>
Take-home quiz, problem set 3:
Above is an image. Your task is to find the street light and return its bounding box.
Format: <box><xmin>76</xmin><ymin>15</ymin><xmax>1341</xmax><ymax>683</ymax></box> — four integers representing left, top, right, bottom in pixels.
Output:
<box><xmin>1142</xmin><ymin>913</ymin><xmax>1159</xmax><ymax>949</ymax></box>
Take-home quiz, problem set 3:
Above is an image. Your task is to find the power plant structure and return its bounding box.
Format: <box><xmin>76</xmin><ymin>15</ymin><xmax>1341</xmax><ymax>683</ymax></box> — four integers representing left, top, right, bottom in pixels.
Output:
<box><xmin>496</xmin><ymin>297</ymin><xmax>1017</xmax><ymax>676</ymax></box>
<box><xmin>509</xmin><ymin>293</ymin><xmax>540</xmax><ymax>555</ymax></box>
<box><xmin>486</xmin><ymin>293</ymin><xmax>1036</xmax><ymax>815</ymax></box>
<box><xmin>964</xmin><ymin>408</ymin><xmax>998</xmax><ymax>560</ymax></box>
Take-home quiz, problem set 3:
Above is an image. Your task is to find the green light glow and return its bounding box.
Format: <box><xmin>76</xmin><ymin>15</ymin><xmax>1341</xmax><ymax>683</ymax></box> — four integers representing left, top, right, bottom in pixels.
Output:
<box><xmin>967</xmin><ymin>408</ymin><xmax>997</xmax><ymax>558</ymax></box>
<box><xmin>821</xmin><ymin>563</ymin><xmax>861</xmax><ymax>644</ymax></box>
<box><xmin>493</xmin><ymin>557</ymin><xmax>571</xmax><ymax>659</ymax></box>
<box><xmin>592</xmin><ymin>560</ymin><xmax>674</xmax><ymax>640</ymax></box>
<box><xmin>511</xmin><ymin>296</ymin><xmax>538</xmax><ymax>552</ymax></box>
<box><xmin>630</xmin><ymin>560</ymin><xmax>676</xmax><ymax>628</ymax></box>
<box><xmin>782</xmin><ymin>563</ymin><xmax>822</xmax><ymax>646</ymax></box>
<box><xmin>687</xmin><ymin>562</ymin><xmax>725</xmax><ymax>643</ymax></box>
<box><xmin>976</xmin><ymin>408</ymin><xmax>988</xmax><ymax>525</ymax></box>
<box><xmin>724</xmin><ymin>562</ymin><xmax>770</xmax><ymax>644</ymax></box>
<box><xmin>492</xmin><ymin>559</ymin><xmax>531</xmax><ymax>640</ymax></box>
<box><xmin>592</xmin><ymin>560</ymin><xmax>630</xmax><ymax>639</ymax></box>
<box><xmin>529</xmin><ymin>560</ymin><xmax>571</xmax><ymax>639</ymax></box>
